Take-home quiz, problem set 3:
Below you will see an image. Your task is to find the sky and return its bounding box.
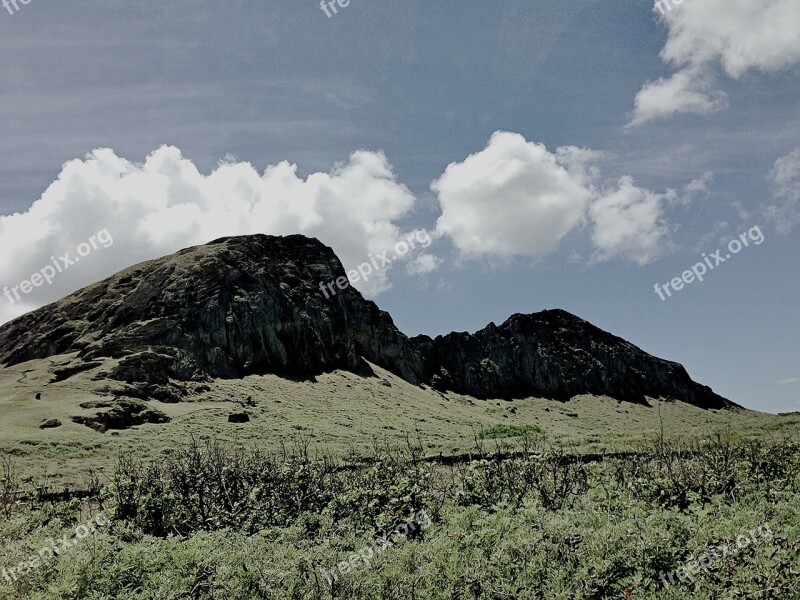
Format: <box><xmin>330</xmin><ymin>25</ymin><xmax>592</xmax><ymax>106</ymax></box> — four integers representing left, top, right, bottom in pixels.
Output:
<box><xmin>0</xmin><ymin>0</ymin><xmax>798</xmax><ymax>413</ymax></box>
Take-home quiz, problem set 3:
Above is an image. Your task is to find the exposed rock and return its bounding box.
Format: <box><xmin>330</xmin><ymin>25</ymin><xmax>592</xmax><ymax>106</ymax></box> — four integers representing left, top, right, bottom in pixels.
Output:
<box><xmin>39</xmin><ymin>418</ymin><xmax>62</xmax><ymax>429</ymax></box>
<box><xmin>228</xmin><ymin>412</ymin><xmax>250</xmax><ymax>423</ymax></box>
<box><xmin>413</xmin><ymin>310</ymin><xmax>730</xmax><ymax>408</ymax></box>
<box><xmin>71</xmin><ymin>398</ymin><xmax>170</xmax><ymax>433</ymax></box>
<box><xmin>0</xmin><ymin>235</ymin><xmax>422</xmax><ymax>392</ymax></box>
<box><xmin>79</xmin><ymin>400</ymin><xmax>114</xmax><ymax>409</ymax></box>
<box><xmin>52</xmin><ymin>361</ymin><xmax>103</xmax><ymax>382</ymax></box>
<box><xmin>0</xmin><ymin>234</ymin><xmax>733</xmax><ymax>409</ymax></box>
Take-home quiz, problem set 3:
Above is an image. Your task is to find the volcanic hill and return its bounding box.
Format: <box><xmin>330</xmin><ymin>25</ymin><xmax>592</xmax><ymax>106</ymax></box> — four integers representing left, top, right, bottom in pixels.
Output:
<box><xmin>0</xmin><ymin>234</ymin><xmax>732</xmax><ymax>412</ymax></box>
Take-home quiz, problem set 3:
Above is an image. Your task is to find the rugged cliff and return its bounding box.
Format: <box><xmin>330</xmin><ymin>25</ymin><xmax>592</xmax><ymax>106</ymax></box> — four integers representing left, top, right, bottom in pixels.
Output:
<box><xmin>0</xmin><ymin>234</ymin><xmax>732</xmax><ymax>408</ymax></box>
<box><xmin>413</xmin><ymin>311</ymin><xmax>728</xmax><ymax>407</ymax></box>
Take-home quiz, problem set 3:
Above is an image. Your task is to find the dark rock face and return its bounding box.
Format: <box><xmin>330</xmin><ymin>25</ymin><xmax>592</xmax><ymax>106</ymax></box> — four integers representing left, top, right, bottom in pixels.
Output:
<box><xmin>413</xmin><ymin>311</ymin><xmax>730</xmax><ymax>408</ymax></box>
<box><xmin>39</xmin><ymin>419</ymin><xmax>62</xmax><ymax>429</ymax></box>
<box><xmin>0</xmin><ymin>235</ymin><xmax>423</xmax><ymax>385</ymax></box>
<box><xmin>0</xmin><ymin>234</ymin><xmax>732</xmax><ymax>409</ymax></box>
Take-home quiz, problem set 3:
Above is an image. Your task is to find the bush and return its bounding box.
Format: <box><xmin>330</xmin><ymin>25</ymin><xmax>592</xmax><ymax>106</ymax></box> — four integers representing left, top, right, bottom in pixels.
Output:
<box><xmin>111</xmin><ymin>437</ymin><xmax>435</xmax><ymax>538</ymax></box>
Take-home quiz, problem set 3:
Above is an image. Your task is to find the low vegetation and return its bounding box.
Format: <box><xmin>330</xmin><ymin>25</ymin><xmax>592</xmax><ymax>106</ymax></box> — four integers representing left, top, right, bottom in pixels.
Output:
<box><xmin>1</xmin><ymin>428</ymin><xmax>798</xmax><ymax>599</ymax></box>
<box><xmin>477</xmin><ymin>423</ymin><xmax>542</xmax><ymax>440</ymax></box>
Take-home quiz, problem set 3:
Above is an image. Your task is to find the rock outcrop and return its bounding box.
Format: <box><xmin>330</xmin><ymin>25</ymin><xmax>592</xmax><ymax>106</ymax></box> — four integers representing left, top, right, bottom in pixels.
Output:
<box><xmin>414</xmin><ymin>311</ymin><xmax>729</xmax><ymax>408</ymax></box>
<box><xmin>0</xmin><ymin>235</ymin><xmax>422</xmax><ymax>385</ymax></box>
<box><xmin>0</xmin><ymin>234</ymin><xmax>733</xmax><ymax>409</ymax></box>
<box><xmin>71</xmin><ymin>398</ymin><xmax>170</xmax><ymax>433</ymax></box>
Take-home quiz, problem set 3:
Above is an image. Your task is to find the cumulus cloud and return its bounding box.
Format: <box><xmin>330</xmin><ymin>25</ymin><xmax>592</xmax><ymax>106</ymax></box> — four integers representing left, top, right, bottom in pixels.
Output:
<box><xmin>432</xmin><ymin>131</ymin><xmax>685</xmax><ymax>265</ymax></box>
<box><xmin>0</xmin><ymin>146</ymin><xmax>426</xmax><ymax>325</ymax></box>
<box><xmin>766</xmin><ymin>148</ymin><xmax>800</xmax><ymax>233</ymax></box>
<box><xmin>631</xmin><ymin>0</ymin><xmax>800</xmax><ymax>125</ymax></box>
<box><xmin>432</xmin><ymin>131</ymin><xmax>593</xmax><ymax>258</ymax></box>
<box><xmin>589</xmin><ymin>177</ymin><xmax>677</xmax><ymax>265</ymax></box>
<box><xmin>587</xmin><ymin>172</ymin><xmax>713</xmax><ymax>263</ymax></box>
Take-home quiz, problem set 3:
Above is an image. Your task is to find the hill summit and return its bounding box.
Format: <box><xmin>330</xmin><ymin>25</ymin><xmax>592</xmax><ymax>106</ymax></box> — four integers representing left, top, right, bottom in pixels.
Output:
<box><xmin>0</xmin><ymin>234</ymin><xmax>732</xmax><ymax>409</ymax></box>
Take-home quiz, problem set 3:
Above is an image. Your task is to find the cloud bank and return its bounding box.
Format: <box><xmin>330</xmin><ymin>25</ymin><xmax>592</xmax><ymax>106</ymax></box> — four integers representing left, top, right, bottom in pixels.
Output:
<box><xmin>1</xmin><ymin>132</ymin><xmax>711</xmax><ymax>325</ymax></box>
<box><xmin>0</xmin><ymin>146</ymin><xmax>425</xmax><ymax>324</ymax></box>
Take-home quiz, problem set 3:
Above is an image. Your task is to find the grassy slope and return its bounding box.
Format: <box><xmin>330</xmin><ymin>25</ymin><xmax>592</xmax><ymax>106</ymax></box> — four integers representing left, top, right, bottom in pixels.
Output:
<box><xmin>1</xmin><ymin>354</ymin><xmax>797</xmax><ymax>490</ymax></box>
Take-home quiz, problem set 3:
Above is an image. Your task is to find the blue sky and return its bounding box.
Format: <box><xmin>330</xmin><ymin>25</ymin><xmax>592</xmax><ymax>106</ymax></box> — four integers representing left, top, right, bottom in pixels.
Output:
<box><xmin>0</xmin><ymin>0</ymin><xmax>798</xmax><ymax>412</ymax></box>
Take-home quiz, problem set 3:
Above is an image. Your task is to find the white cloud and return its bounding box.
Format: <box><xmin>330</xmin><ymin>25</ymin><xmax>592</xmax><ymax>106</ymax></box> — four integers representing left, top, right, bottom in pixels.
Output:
<box><xmin>0</xmin><ymin>146</ymin><xmax>425</xmax><ymax>325</ymax></box>
<box><xmin>766</xmin><ymin>148</ymin><xmax>800</xmax><ymax>233</ymax></box>
<box><xmin>777</xmin><ymin>377</ymin><xmax>800</xmax><ymax>386</ymax></box>
<box><xmin>432</xmin><ymin>131</ymin><xmax>684</xmax><ymax>265</ymax></box>
<box><xmin>431</xmin><ymin>131</ymin><xmax>593</xmax><ymax>258</ymax></box>
<box><xmin>406</xmin><ymin>253</ymin><xmax>442</xmax><ymax>275</ymax></box>
<box><xmin>658</xmin><ymin>0</ymin><xmax>800</xmax><ymax>78</ymax></box>
<box><xmin>589</xmin><ymin>176</ymin><xmax>676</xmax><ymax>265</ymax></box>
<box><xmin>629</xmin><ymin>67</ymin><xmax>728</xmax><ymax>126</ymax></box>
<box><xmin>668</xmin><ymin>171</ymin><xmax>715</xmax><ymax>210</ymax></box>
<box><xmin>1</xmin><ymin>134</ymin><xmax>708</xmax><ymax>327</ymax></box>
<box><xmin>631</xmin><ymin>0</ymin><xmax>800</xmax><ymax>125</ymax></box>
<box><xmin>684</xmin><ymin>172</ymin><xmax>714</xmax><ymax>197</ymax></box>
<box><xmin>733</xmin><ymin>200</ymin><xmax>752</xmax><ymax>221</ymax></box>
<box><xmin>553</xmin><ymin>146</ymin><xmax>607</xmax><ymax>185</ymax></box>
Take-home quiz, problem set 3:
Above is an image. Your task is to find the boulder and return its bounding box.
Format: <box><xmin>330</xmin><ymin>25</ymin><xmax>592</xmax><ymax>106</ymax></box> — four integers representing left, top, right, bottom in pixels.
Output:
<box><xmin>228</xmin><ymin>412</ymin><xmax>250</xmax><ymax>423</ymax></box>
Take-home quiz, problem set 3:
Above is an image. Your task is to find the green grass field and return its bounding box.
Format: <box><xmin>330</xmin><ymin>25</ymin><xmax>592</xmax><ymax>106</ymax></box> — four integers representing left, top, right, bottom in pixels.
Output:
<box><xmin>1</xmin><ymin>355</ymin><xmax>799</xmax><ymax>599</ymax></box>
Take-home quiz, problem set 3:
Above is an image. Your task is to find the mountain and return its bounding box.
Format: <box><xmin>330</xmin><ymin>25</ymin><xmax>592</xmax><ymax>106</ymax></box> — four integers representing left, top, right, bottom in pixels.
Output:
<box><xmin>0</xmin><ymin>234</ymin><xmax>732</xmax><ymax>409</ymax></box>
